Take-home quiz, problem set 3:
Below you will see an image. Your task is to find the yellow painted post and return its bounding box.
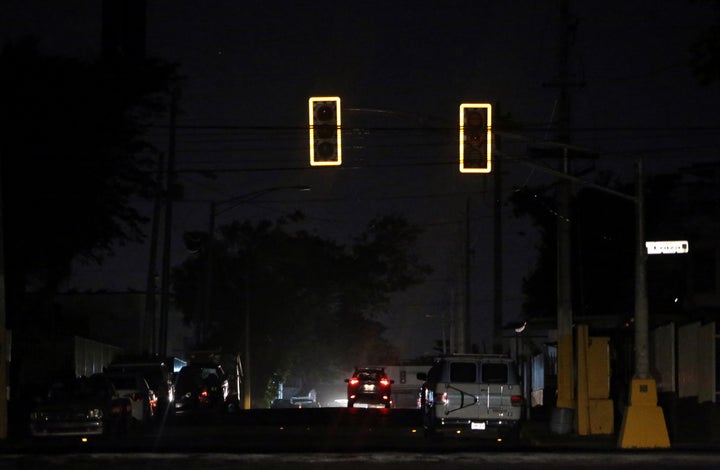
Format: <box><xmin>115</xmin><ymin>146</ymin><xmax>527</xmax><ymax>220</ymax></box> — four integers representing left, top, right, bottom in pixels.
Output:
<box><xmin>556</xmin><ymin>333</ymin><xmax>575</xmax><ymax>410</ymax></box>
<box><xmin>618</xmin><ymin>160</ymin><xmax>670</xmax><ymax>448</ymax></box>
<box><xmin>618</xmin><ymin>379</ymin><xmax>670</xmax><ymax>448</ymax></box>
<box><xmin>589</xmin><ymin>399</ymin><xmax>615</xmax><ymax>435</ymax></box>
<box><xmin>587</xmin><ymin>336</ymin><xmax>614</xmax><ymax>435</ymax></box>
<box><xmin>0</xmin><ymin>326</ymin><xmax>6</xmax><ymax>439</ymax></box>
<box><xmin>576</xmin><ymin>325</ymin><xmax>590</xmax><ymax>435</ymax></box>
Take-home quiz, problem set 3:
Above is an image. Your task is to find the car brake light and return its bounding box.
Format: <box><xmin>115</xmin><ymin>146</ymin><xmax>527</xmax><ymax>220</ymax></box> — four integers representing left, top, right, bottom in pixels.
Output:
<box><xmin>440</xmin><ymin>392</ymin><xmax>448</xmax><ymax>405</ymax></box>
<box><xmin>511</xmin><ymin>395</ymin><xmax>523</xmax><ymax>406</ymax></box>
<box><xmin>199</xmin><ymin>388</ymin><xmax>210</xmax><ymax>403</ymax></box>
<box><xmin>349</xmin><ymin>378</ymin><xmax>359</xmax><ymax>386</ymax></box>
<box><xmin>380</xmin><ymin>378</ymin><xmax>390</xmax><ymax>387</ymax></box>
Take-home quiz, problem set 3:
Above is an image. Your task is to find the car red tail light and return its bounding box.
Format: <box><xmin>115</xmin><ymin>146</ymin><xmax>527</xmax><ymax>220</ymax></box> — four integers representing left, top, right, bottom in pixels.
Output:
<box><xmin>348</xmin><ymin>378</ymin><xmax>359</xmax><ymax>386</ymax></box>
<box><xmin>379</xmin><ymin>378</ymin><xmax>390</xmax><ymax>387</ymax></box>
<box><xmin>511</xmin><ymin>395</ymin><xmax>523</xmax><ymax>406</ymax></box>
<box><xmin>198</xmin><ymin>388</ymin><xmax>210</xmax><ymax>403</ymax></box>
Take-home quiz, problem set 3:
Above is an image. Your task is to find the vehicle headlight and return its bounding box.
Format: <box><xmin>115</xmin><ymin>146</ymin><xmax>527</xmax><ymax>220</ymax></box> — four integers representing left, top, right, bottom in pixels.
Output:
<box><xmin>87</xmin><ymin>408</ymin><xmax>104</xmax><ymax>419</ymax></box>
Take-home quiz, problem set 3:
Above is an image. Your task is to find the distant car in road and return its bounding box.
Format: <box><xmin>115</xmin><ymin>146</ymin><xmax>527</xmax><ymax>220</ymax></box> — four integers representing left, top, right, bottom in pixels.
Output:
<box><xmin>103</xmin><ymin>373</ymin><xmax>156</xmax><ymax>425</ymax></box>
<box><xmin>173</xmin><ymin>363</ymin><xmax>229</xmax><ymax>415</ymax></box>
<box><xmin>29</xmin><ymin>375</ymin><xmax>133</xmax><ymax>437</ymax></box>
<box><xmin>345</xmin><ymin>368</ymin><xmax>394</xmax><ymax>408</ymax></box>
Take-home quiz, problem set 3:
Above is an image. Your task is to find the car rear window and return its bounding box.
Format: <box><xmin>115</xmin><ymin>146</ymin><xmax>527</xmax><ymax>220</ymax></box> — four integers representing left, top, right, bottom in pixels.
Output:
<box><xmin>449</xmin><ymin>362</ymin><xmax>476</xmax><ymax>382</ymax></box>
<box><xmin>107</xmin><ymin>376</ymin><xmax>138</xmax><ymax>390</ymax></box>
<box><xmin>357</xmin><ymin>370</ymin><xmax>381</xmax><ymax>380</ymax></box>
<box><xmin>481</xmin><ymin>363</ymin><xmax>508</xmax><ymax>383</ymax></box>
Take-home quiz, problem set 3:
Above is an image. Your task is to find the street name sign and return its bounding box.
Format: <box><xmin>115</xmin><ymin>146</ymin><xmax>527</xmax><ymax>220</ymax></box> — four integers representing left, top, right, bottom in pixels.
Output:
<box><xmin>645</xmin><ymin>240</ymin><xmax>689</xmax><ymax>255</ymax></box>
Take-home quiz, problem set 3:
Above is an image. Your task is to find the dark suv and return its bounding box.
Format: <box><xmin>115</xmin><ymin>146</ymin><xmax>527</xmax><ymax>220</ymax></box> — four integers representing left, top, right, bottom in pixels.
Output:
<box><xmin>173</xmin><ymin>363</ymin><xmax>229</xmax><ymax>415</ymax></box>
<box><xmin>344</xmin><ymin>367</ymin><xmax>394</xmax><ymax>408</ymax></box>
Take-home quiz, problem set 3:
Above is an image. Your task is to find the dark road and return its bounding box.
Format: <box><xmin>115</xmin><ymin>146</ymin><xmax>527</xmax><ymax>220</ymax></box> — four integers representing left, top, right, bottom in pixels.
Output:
<box><xmin>5</xmin><ymin>408</ymin><xmax>720</xmax><ymax>469</ymax></box>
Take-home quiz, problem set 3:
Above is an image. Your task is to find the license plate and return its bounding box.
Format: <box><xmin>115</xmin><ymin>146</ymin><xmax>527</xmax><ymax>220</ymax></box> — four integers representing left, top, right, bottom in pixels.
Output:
<box><xmin>363</xmin><ymin>384</ymin><xmax>375</xmax><ymax>391</ymax></box>
<box><xmin>471</xmin><ymin>422</ymin><xmax>486</xmax><ymax>430</ymax></box>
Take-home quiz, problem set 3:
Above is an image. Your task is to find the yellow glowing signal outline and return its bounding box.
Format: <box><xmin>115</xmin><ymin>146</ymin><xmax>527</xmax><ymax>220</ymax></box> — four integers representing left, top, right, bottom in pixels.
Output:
<box><xmin>309</xmin><ymin>96</ymin><xmax>342</xmax><ymax>166</ymax></box>
<box><xmin>459</xmin><ymin>103</ymin><xmax>492</xmax><ymax>173</ymax></box>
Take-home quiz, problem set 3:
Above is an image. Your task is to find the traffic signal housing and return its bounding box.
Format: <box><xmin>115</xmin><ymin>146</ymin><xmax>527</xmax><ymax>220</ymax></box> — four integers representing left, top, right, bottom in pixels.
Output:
<box><xmin>459</xmin><ymin>103</ymin><xmax>492</xmax><ymax>173</ymax></box>
<box><xmin>309</xmin><ymin>96</ymin><xmax>342</xmax><ymax>166</ymax></box>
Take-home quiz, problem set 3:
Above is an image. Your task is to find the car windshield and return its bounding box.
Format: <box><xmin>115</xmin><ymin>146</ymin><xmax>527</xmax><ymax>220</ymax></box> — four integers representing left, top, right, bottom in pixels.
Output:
<box><xmin>47</xmin><ymin>377</ymin><xmax>111</xmax><ymax>402</ymax></box>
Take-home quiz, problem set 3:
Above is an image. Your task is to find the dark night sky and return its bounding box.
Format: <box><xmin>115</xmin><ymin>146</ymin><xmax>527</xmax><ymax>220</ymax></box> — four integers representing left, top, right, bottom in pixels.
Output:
<box><xmin>3</xmin><ymin>1</ymin><xmax>720</xmax><ymax>358</ymax></box>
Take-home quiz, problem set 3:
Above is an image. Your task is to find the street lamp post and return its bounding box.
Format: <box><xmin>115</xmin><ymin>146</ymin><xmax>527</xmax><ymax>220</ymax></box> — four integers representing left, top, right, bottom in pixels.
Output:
<box><xmin>202</xmin><ymin>185</ymin><xmax>310</xmax><ymax>410</ymax></box>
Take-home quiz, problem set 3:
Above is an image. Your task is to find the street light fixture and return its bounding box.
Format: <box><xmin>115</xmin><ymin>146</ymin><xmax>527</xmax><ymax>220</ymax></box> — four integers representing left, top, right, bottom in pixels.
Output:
<box><xmin>202</xmin><ymin>185</ymin><xmax>310</xmax><ymax>410</ymax></box>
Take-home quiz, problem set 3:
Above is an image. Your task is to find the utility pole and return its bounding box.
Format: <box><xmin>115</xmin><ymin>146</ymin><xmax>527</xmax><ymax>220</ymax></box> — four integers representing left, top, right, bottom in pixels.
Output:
<box><xmin>144</xmin><ymin>151</ymin><xmax>163</xmax><ymax>355</ymax></box>
<box><xmin>158</xmin><ymin>87</ymin><xmax>178</xmax><ymax>357</ymax></box>
<box><xmin>460</xmin><ymin>196</ymin><xmax>471</xmax><ymax>354</ymax></box>
<box><xmin>0</xmin><ymin>152</ymin><xmax>7</xmax><ymax>440</ymax></box>
<box><xmin>492</xmin><ymin>126</ymin><xmax>503</xmax><ymax>354</ymax></box>
<box><xmin>618</xmin><ymin>159</ymin><xmax>670</xmax><ymax>448</ymax></box>
<box><xmin>545</xmin><ymin>0</ymin><xmax>582</xmax><ymax>431</ymax></box>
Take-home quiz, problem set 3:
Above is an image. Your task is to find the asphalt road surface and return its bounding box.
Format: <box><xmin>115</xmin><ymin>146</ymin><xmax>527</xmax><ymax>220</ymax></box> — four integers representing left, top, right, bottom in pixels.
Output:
<box><xmin>4</xmin><ymin>408</ymin><xmax>720</xmax><ymax>469</ymax></box>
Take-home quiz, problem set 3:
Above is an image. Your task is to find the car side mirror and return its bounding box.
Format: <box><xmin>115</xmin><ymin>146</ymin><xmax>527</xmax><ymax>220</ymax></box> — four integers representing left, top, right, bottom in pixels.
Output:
<box><xmin>344</xmin><ymin>378</ymin><xmax>349</xmax><ymax>383</ymax></box>
<box><xmin>390</xmin><ymin>380</ymin><xmax>395</xmax><ymax>384</ymax></box>
<box><xmin>416</xmin><ymin>373</ymin><xmax>427</xmax><ymax>381</ymax></box>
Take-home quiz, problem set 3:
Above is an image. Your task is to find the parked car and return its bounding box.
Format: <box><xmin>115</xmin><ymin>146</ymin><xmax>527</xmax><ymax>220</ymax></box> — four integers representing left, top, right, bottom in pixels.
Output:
<box><xmin>417</xmin><ymin>354</ymin><xmax>524</xmax><ymax>443</ymax></box>
<box><xmin>103</xmin><ymin>373</ymin><xmax>156</xmax><ymax>425</ymax></box>
<box><xmin>173</xmin><ymin>363</ymin><xmax>229</xmax><ymax>415</ymax></box>
<box><xmin>29</xmin><ymin>375</ymin><xmax>133</xmax><ymax>437</ymax></box>
<box><xmin>344</xmin><ymin>367</ymin><xmax>394</xmax><ymax>408</ymax></box>
<box><xmin>106</xmin><ymin>360</ymin><xmax>174</xmax><ymax>417</ymax></box>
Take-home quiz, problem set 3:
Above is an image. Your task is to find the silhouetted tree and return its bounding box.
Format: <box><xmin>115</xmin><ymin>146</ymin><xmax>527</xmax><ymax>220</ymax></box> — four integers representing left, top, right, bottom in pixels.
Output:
<box><xmin>172</xmin><ymin>212</ymin><xmax>432</xmax><ymax>405</ymax></box>
<box><xmin>690</xmin><ymin>0</ymin><xmax>720</xmax><ymax>84</ymax></box>
<box><xmin>0</xmin><ymin>38</ymin><xmax>178</xmax><ymax>324</ymax></box>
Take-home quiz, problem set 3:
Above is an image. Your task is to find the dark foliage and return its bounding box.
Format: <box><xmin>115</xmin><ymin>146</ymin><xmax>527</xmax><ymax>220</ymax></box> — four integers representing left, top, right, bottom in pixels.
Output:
<box><xmin>690</xmin><ymin>0</ymin><xmax>720</xmax><ymax>84</ymax></box>
<box><xmin>172</xmin><ymin>212</ymin><xmax>432</xmax><ymax>405</ymax></box>
<box><xmin>0</xmin><ymin>38</ymin><xmax>178</xmax><ymax>321</ymax></box>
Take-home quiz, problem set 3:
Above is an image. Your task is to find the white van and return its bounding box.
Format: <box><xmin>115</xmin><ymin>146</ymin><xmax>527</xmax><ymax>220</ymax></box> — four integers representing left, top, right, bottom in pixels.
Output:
<box><xmin>417</xmin><ymin>354</ymin><xmax>524</xmax><ymax>442</ymax></box>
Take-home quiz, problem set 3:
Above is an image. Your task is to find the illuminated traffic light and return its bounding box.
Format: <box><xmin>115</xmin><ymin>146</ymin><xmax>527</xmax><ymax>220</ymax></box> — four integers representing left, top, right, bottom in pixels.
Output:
<box><xmin>459</xmin><ymin>103</ymin><xmax>492</xmax><ymax>173</ymax></box>
<box><xmin>309</xmin><ymin>96</ymin><xmax>342</xmax><ymax>166</ymax></box>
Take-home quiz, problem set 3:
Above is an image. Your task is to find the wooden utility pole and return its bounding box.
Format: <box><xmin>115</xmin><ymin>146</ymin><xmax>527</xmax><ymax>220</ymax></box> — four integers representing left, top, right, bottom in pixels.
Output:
<box><xmin>158</xmin><ymin>87</ymin><xmax>178</xmax><ymax>357</ymax></box>
<box><xmin>0</xmin><ymin>152</ymin><xmax>7</xmax><ymax>440</ymax></box>
<box><xmin>546</xmin><ymin>0</ymin><xmax>581</xmax><ymax>429</ymax></box>
<box><xmin>144</xmin><ymin>151</ymin><xmax>163</xmax><ymax>355</ymax></box>
<box><xmin>461</xmin><ymin>196</ymin><xmax>471</xmax><ymax>354</ymax></box>
<box><xmin>492</xmin><ymin>127</ymin><xmax>503</xmax><ymax>354</ymax></box>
